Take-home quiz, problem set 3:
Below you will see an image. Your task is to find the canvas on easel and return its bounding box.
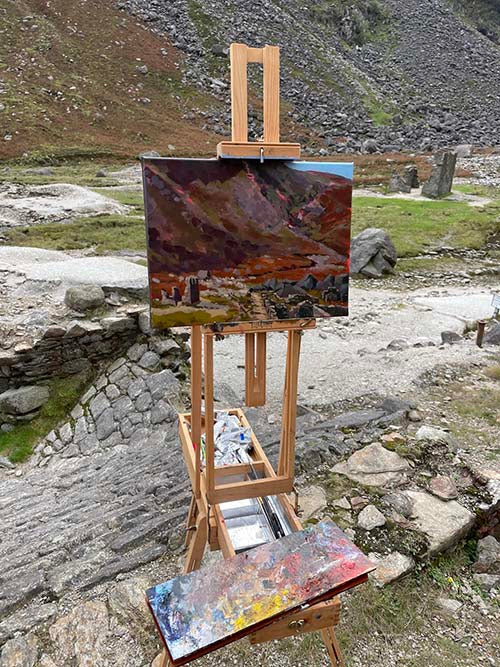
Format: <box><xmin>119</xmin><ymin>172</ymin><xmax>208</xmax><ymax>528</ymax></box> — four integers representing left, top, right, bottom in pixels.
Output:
<box><xmin>143</xmin><ymin>158</ymin><xmax>352</xmax><ymax>328</ymax></box>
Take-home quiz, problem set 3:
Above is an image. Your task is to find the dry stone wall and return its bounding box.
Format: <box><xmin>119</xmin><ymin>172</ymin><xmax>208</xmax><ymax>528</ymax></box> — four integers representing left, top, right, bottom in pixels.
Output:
<box><xmin>0</xmin><ymin>310</ymin><xmax>143</xmax><ymax>392</ymax></box>
<box><xmin>0</xmin><ymin>306</ymin><xmax>192</xmax><ymax>396</ymax></box>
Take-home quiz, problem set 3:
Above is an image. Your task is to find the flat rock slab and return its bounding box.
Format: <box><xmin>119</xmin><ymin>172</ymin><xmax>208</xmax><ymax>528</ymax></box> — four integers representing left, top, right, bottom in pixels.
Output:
<box><xmin>296</xmin><ymin>485</ymin><xmax>327</xmax><ymax>520</ymax></box>
<box><xmin>402</xmin><ymin>490</ymin><xmax>475</xmax><ymax>555</ymax></box>
<box><xmin>0</xmin><ymin>247</ymin><xmax>73</xmax><ymax>267</ymax></box>
<box><xmin>0</xmin><ymin>183</ymin><xmax>128</xmax><ymax>228</ymax></box>
<box><xmin>7</xmin><ymin>255</ymin><xmax>148</xmax><ymax>289</ymax></box>
<box><xmin>413</xmin><ymin>293</ymin><xmax>495</xmax><ymax>323</ymax></box>
<box><xmin>47</xmin><ymin>599</ymin><xmax>145</xmax><ymax>666</ymax></box>
<box><xmin>333</xmin><ymin>443</ymin><xmax>410</xmax><ymax>488</ymax></box>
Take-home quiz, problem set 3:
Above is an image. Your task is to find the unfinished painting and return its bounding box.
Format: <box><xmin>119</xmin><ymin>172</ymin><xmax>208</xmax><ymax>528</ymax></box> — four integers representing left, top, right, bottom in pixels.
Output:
<box><xmin>143</xmin><ymin>158</ymin><xmax>353</xmax><ymax>328</ymax></box>
<box><xmin>146</xmin><ymin>520</ymin><xmax>373</xmax><ymax>666</ymax></box>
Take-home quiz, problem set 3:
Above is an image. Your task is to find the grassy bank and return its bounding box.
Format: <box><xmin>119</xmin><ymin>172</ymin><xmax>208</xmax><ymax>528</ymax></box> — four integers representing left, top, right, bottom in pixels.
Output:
<box><xmin>0</xmin><ymin>373</ymin><xmax>90</xmax><ymax>463</ymax></box>
<box><xmin>352</xmin><ymin>196</ymin><xmax>500</xmax><ymax>256</ymax></box>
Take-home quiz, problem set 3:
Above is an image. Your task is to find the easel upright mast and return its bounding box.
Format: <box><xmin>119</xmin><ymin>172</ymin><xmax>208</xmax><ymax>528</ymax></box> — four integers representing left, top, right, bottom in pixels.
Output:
<box><xmin>217</xmin><ymin>43</ymin><xmax>301</xmax><ymax>160</ymax></box>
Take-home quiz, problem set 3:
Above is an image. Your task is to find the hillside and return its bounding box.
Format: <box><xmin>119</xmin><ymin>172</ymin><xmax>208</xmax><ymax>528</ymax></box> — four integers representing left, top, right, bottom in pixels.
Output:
<box><xmin>0</xmin><ymin>0</ymin><xmax>499</xmax><ymax>161</ymax></box>
<box><xmin>0</xmin><ymin>0</ymin><xmax>221</xmax><ymax>161</ymax></box>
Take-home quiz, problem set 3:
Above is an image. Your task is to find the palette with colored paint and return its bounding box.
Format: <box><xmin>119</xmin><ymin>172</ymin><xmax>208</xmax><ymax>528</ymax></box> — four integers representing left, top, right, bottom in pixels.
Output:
<box><xmin>146</xmin><ymin>520</ymin><xmax>374</xmax><ymax>665</ymax></box>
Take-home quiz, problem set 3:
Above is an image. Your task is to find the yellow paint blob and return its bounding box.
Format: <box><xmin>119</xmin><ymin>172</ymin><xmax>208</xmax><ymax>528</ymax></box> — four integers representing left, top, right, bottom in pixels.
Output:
<box><xmin>234</xmin><ymin>615</ymin><xmax>247</xmax><ymax>631</ymax></box>
<box><xmin>252</xmin><ymin>602</ymin><xmax>263</xmax><ymax>617</ymax></box>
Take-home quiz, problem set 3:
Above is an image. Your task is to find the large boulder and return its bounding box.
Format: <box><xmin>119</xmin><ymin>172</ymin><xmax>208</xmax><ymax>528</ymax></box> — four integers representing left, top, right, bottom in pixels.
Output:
<box><xmin>0</xmin><ymin>386</ymin><xmax>49</xmax><ymax>416</ymax></box>
<box><xmin>350</xmin><ymin>228</ymin><xmax>397</xmax><ymax>278</ymax></box>
<box><xmin>484</xmin><ymin>321</ymin><xmax>500</xmax><ymax>346</ymax></box>
<box><xmin>422</xmin><ymin>151</ymin><xmax>457</xmax><ymax>198</ymax></box>
<box><xmin>65</xmin><ymin>285</ymin><xmax>105</xmax><ymax>312</ymax></box>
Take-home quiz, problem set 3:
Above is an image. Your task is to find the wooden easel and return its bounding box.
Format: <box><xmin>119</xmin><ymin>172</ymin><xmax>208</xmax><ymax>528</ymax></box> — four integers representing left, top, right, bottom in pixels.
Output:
<box><xmin>160</xmin><ymin>44</ymin><xmax>344</xmax><ymax>667</ymax></box>
<box><xmin>217</xmin><ymin>43</ymin><xmax>301</xmax><ymax>160</ymax></box>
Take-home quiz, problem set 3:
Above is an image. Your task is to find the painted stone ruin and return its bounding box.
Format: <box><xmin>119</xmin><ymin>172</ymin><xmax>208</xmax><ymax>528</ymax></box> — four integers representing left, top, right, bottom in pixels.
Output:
<box><xmin>143</xmin><ymin>158</ymin><xmax>353</xmax><ymax>328</ymax></box>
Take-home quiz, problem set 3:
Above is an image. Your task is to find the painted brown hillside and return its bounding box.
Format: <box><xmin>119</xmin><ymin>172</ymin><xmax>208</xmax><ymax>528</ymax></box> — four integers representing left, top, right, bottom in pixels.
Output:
<box><xmin>0</xmin><ymin>0</ymin><xmax>223</xmax><ymax>161</ymax></box>
<box><xmin>144</xmin><ymin>160</ymin><xmax>351</xmax><ymax>275</ymax></box>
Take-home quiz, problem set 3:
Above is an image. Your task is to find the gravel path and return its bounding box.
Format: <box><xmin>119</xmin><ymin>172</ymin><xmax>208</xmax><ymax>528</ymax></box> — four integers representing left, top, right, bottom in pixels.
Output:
<box><xmin>213</xmin><ymin>285</ymin><xmax>496</xmax><ymax>409</ymax></box>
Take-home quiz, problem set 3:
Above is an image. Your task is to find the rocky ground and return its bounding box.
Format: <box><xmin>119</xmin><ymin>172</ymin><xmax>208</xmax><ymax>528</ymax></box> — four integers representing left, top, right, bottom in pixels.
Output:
<box><xmin>0</xmin><ymin>327</ymin><xmax>498</xmax><ymax>666</ymax></box>
<box><xmin>119</xmin><ymin>0</ymin><xmax>500</xmax><ymax>151</ymax></box>
<box><xmin>0</xmin><ymin>153</ymin><xmax>499</xmax><ymax>667</ymax></box>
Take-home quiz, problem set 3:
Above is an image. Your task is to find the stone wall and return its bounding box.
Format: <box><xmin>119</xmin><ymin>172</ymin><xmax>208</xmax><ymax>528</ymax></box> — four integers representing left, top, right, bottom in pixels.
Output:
<box><xmin>0</xmin><ymin>308</ymin><xmax>151</xmax><ymax>392</ymax></box>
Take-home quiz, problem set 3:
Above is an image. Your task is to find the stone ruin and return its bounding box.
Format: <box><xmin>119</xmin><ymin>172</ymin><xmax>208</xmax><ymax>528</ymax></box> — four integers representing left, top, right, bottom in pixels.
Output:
<box><xmin>422</xmin><ymin>151</ymin><xmax>457</xmax><ymax>198</ymax></box>
<box><xmin>387</xmin><ymin>164</ymin><xmax>420</xmax><ymax>193</ymax></box>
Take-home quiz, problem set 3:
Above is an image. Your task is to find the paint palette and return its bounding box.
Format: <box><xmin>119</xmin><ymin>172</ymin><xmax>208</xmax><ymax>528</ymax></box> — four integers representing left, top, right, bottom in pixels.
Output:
<box><xmin>146</xmin><ymin>520</ymin><xmax>374</xmax><ymax>665</ymax></box>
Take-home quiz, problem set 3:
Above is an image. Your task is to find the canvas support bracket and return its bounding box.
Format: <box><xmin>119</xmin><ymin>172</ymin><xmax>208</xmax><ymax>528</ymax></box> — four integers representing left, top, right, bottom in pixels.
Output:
<box><xmin>217</xmin><ymin>43</ymin><xmax>301</xmax><ymax>160</ymax></box>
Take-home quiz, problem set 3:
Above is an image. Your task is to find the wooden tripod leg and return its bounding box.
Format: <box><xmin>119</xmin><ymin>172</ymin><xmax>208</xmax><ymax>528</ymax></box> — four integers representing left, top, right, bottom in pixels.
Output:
<box><xmin>278</xmin><ymin>330</ymin><xmax>301</xmax><ymax>477</ymax></box>
<box><xmin>278</xmin><ymin>332</ymin><xmax>292</xmax><ymax>475</ymax></box>
<box><xmin>191</xmin><ymin>325</ymin><xmax>202</xmax><ymax>499</ymax></box>
<box><xmin>320</xmin><ymin>627</ymin><xmax>345</xmax><ymax>667</ymax></box>
<box><xmin>204</xmin><ymin>333</ymin><xmax>215</xmax><ymax>499</ymax></box>
<box><xmin>285</xmin><ymin>331</ymin><xmax>301</xmax><ymax>479</ymax></box>
<box><xmin>183</xmin><ymin>511</ymin><xmax>208</xmax><ymax>574</ymax></box>
<box><xmin>159</xmin><ymin>649</ymin><xmax>171</xmax><ymax>667</ymax></box>
<box><xmin>184</xmin><ymin>493</ymin><xmax>198</xmax><ymax>548</ymax></box>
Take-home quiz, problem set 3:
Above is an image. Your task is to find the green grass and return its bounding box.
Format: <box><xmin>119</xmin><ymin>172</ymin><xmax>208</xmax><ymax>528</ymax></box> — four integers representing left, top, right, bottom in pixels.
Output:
<box><xmin>484</xmin><ymin>364</ymin><xmax>500</xmax><ymax>381</ymax></box>
<box><xmin>451</xmin><ymin>386</ymin><xmax>500</xmax><ymax>427</ymax></box>
<box><xmin>396</xmin><ymin>257</ymin><xmax>464</xmax><ymax>273</ymax></box>
<box><xmin>92</xmin><ymin>188</ymin><xmax>145</xmax><ymax>211</ymax></box>
<box><xmin>333</xmin><ymin>541</ymin><xmax>479</xmax><ymax>663</ymax></box>
<box><xmin>352</xmin><ymin>196</ymin><xmax>500</xmax><ymax>256</ymax></box>
<box><xmin>0</xmin><ymin>373</ymin><xmax>91</xmax><ymax>462</ymax></box>
<box><xmin>4</xmin><ymin>214</ymin><xmax>146</xmax><ymax>254</ymax></box>
<box><xmin>363</xmin><ymin>92</ymin><xmax>395</xmax><ymax>126</ymax></box>
<box><xmin>453</xmin><ymin>183</ymin><xmax>500</xmax><ymax>198</ymax></box>
<box><xmin>1</xmin><ymin>182</ymin><xmax>147</xmax><ymax>254</ymax></box>
<box><xmin>2</xmin><ymin>168</ymin><xmax>499</xmax><ymax>260</ymax></box>
<box><xmin>0</xmin><ymin>160</ymin><xmax>129</xmax><ymax>187</ymax></box>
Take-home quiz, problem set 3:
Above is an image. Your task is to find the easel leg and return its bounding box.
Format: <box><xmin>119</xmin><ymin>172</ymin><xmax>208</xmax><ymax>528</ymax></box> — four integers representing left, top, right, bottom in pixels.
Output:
<box><xmin>278</xmin><ymin>330</ymin><xmax>301</xmax><ymax>477</ymax></box>
<box><xmin>183</xmin><ymin>512</ymin><xmax>208</xmax><ymax>574</ymax></box>
<box><xmin>320</xmin><ymin>627</ymin><xmax>345</xmax><ymax>667</ymax></box>
<box><xmin>159</xmin><ymin>649</ymin><xmax>170</xmax><ymax>667</ymax></box>
<box><xmin>191</xmin><ymin>325</ymin><xmax>202</xmax><ymax>499</ymax></box>
<box><xmin>184</xmin><ymin>493</ymin><xmax>198</xmax><ymax>548</ymax></box>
